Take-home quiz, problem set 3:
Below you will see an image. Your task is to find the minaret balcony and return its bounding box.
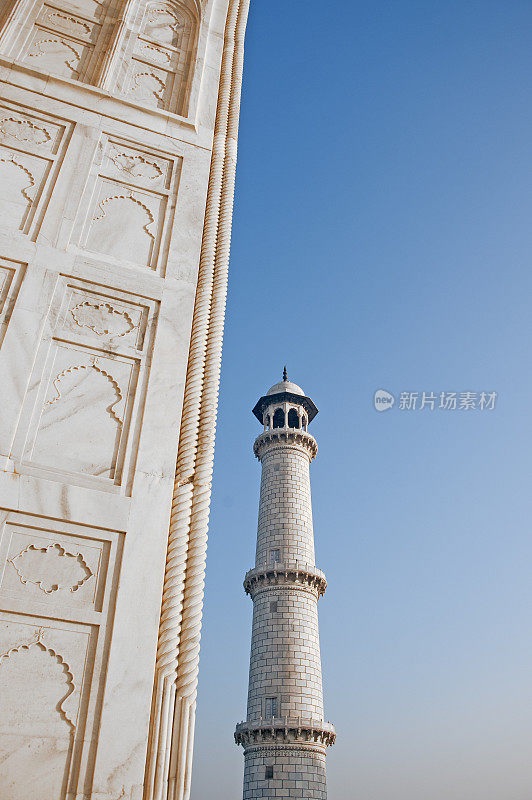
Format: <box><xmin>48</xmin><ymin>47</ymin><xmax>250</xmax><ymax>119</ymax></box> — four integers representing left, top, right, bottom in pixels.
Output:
<box><xmin>234</xmin><ymin>717</ymin><xmax>336</xmax><ymax>748</ymax></box>
<box><xmin>253</xmin><ymin>428</ymin><xmax>318</xmax><ymax>461</ymax></box>
<box><xmin>243</xmin><ymin>562</ymin><xmax>327</xmax><ymax>598</ymax></box>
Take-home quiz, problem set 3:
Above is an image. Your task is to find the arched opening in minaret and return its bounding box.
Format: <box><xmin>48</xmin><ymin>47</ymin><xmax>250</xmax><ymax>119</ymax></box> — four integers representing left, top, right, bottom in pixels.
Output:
<box><xmin>273</xmin><ymin>408</ymin><xmax>285</xmax><ymax>428</ymax></box>
<box><xmin>287</xmin><ymin>409</ymin><xmax>300</xmax><ymax>429</ymax></box>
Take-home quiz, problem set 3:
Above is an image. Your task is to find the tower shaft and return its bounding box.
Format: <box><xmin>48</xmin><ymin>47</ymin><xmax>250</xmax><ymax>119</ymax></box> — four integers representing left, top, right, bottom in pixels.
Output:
<box><xmin>236</xmin><ymin>380</ymin><xmax>335</xmax><ymax>799</ymax></box>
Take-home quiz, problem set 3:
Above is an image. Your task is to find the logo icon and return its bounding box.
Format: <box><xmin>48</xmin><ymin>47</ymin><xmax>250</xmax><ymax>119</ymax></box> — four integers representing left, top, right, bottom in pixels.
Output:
<box><xmin>374</xmin><ymin>389</ymin><xmax>395</xmax><ymax>412</ymax></box>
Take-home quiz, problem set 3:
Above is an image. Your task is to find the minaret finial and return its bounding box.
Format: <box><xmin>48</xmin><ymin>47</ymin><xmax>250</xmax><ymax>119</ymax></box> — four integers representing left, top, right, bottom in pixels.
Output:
<box><xmin>283</xmin><ymin>365</ymin><xmax>288</xmax><ymax>381</ymax></box>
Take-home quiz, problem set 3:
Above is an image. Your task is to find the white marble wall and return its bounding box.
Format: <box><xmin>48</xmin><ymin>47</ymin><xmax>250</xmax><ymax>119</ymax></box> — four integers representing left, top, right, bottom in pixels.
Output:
<box><xmin>0</xmin><ymin>0</ymin><xmax>232</xmax><ymax>797</ymax></box>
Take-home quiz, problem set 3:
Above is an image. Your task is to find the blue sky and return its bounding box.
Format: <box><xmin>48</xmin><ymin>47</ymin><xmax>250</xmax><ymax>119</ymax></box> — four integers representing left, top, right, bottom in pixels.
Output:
<box><xmin>191</xmin><ymin>3</ymin><xmax>532</xmax><ymax>798</ymax></box>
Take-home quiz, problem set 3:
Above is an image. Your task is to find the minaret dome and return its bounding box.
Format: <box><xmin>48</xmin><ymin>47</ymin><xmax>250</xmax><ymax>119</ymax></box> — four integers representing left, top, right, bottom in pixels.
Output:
<box><xmin>252</xmin><ymin>369</ymin><xmax>318</xmax><ymax>433</ymax></box>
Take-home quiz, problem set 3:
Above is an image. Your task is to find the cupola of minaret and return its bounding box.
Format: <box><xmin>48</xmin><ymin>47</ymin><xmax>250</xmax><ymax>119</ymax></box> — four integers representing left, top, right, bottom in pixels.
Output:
<box><xmin>235</xmin><ymin>370</ymin><xmax>335</xmax><ymax>799</ymax></box>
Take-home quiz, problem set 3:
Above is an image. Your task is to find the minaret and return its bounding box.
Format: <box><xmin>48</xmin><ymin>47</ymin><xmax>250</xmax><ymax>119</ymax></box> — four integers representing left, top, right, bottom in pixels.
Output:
<box><xmin>235</xmin><ymin>370</ymin><xmax>335</xmax><ymax>799</ymax></box>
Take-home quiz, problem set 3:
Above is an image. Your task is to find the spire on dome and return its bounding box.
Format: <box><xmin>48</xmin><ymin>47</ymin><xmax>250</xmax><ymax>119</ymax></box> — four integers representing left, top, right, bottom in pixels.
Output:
<box><xmin>283</xmin><ymin>365</ymin><xmax>288</xmax><ymax>381</ymax></box>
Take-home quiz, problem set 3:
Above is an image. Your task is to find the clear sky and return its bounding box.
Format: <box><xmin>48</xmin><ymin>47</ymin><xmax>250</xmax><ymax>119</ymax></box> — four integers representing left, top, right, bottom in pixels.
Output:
<box><xmin>191</xmin><ymin>2</ymin><xmax>532</xmax><ymax>798</ymax></box>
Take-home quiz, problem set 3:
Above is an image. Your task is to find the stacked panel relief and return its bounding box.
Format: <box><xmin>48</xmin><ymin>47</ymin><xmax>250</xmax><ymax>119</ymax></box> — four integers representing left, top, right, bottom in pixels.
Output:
<box><xmin>0</xmin><ymin>0</ymin><xmax>227</xmax><ymax>798</ymax></box>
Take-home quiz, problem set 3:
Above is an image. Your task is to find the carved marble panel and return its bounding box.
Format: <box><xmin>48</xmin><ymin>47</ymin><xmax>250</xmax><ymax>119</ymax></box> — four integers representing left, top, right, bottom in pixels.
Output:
<box><xmin>103</xmin><ymin>137</ymin><xmax>173</xmax><ymax>191</ymax></box>
<box><xmin>24</xmin><ymin>342</ymin><xmax>138</xmax><ymax>481</ymax></box>
<box><xmin>84</xmin><ymin>177</ymin><xmax>167</xmax><ymax>269</ymax></box>
<box><xmin>0</xmin><ymin>511</ymin><xmax>123</xmax><ymax>799</ymax></box>
<box><xmin>37</xmin><ymin>4</ymin><xmax>101</xmax><ymax>44</ymax></box>
<box><xmin>0</xmin><ymin>617</ymin><xmax>92</xmax><ymax>800</ymax></box>
<box><xmin>11</xmin><ymin>274</ymin><xmax>158</xmax><ymax>491</ymax></box>
<box><xmin>0</xmin><ymin>257</ymin><xmax>25</xmax><ymax>347</ymax></box>
<box><xmin>73</xmin><ymin>134</ymin><xmax>180</xmax><ymax>274</ymax></box>
<box><xmin>0</xmin><ymin>145</ymin><xmax>52</xmax><ymax>232</ymax></box>
<box><xmin>135</xmin><ymin>38</ymin><xmax>174</xmax><ymax>70</ymax></box>
<box><xmin>0</xmin><ymin>108</ymin><xmax>65</xmax><ymax>155</ymax></box>
<box><xmin>1</xmin><ymin>526</ymin><xmax>108</xmax><ymax>610</ymax></box>
<box><xmin>127</xmin><ymin>59</ymin><xmax>171</xmax><ymax>109</ymax></box>
<box><xmin>22</xmin><ymin>26</ymin><xmax>94</xmax><ymax>80</ymax></box>
<box><xmin>142</xmin><ymin>6</ymin><xmax>185</xmax><ymax>48</ymax></box>
<box><xmin>0</xmin><ymin>102</ymin><xmax>71</xmax><ymax>239</ymax></box>
<box><xmin>59</xmin><ymin>0</ymin><xmax>105</xmax><ymax>21</ymax></box>
<box><xmin>58</xmin><ymin>280</ymin><xmax>155</xmax><ymax>351</ymax></box>
<box><xmin>127</xmin><ymin>1</ymin><xmax>197</xmax><ymax>115</ymax></box>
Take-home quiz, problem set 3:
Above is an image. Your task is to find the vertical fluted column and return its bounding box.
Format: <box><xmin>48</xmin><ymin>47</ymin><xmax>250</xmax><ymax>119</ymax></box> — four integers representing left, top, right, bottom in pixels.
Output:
<box><xmin>96</xmin><ymin>0</ymin><xmax>136</xmax><ymax>90</ymax></box>
<box><xmin>145</xmin><ymin>2</ymin><xmax>250</xmax><ymax>800</ymax></box>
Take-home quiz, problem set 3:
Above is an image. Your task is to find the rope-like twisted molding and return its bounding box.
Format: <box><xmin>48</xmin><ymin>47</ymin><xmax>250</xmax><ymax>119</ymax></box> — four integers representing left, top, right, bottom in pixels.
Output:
<box><xmin>144</xmin><ymin>2</ymin><xmax>250</xmax><ymax>799</ymax></box>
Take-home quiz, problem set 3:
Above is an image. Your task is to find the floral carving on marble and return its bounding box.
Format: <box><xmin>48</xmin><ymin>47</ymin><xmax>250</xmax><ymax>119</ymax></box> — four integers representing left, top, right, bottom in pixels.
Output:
<box><xmin>108</xmin><ymin>148</ymin><xmax>163</xmax><ymax>181</ymax></box>
<box><xmin>92</xmin><ymin>192</ymin><xmax>156</xmax><ymax>240</ymax></box>
<box><xmin>131</xmin><ymin>71</ymin><xmax>166</xmax><ymax>104</ymax></box>
<box><xmin>0</xmin><ymin>628</ymin><xmax>76</xmax><ymax>729</ymax></box>
<box><xmin>28</xmin><ymin>36</ymin><xmax>82</xmax><ymax>72</ymax></box>
<box><xmin>44</xmin><ymin>360</ymin><xmax>124</xmax><ymax>424</ymax></box>
<box><xmin>0</xmin><ymin>156</ymin><xmax>35</xmax><ymax>203</ymax></box>
<box><xmin>43</xmin><ymin>10</ymin><xmax>92</xmax><ymax>37</ymax></box>
<box><xmin>71</xmin><ymin>301</ymin><xmax>136</xmax><ymax>338</ymax></box>
<box><xmin>9</xmin><ymin>543</ymin><xmax>93</xmax><ymax>594</ymax></box>
<box><xmin>0</xmin><ymin>117</ymin><xmax>51</xmax><ymax>146</ymax></box>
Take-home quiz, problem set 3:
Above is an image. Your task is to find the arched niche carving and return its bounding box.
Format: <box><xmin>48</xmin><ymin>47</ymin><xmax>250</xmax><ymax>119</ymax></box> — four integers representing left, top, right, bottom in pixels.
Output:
<box><xmin>33</xmin><ymin>361</ymin><xmax>125</xmax><ymax>478</ymax></box>
<box><xmin>0</xmin><ymin>0</ymin><xmax>114</xmax><ymax>85</ymax></box>
<box><xmin>0</xmin><ymin>633</ymin><xmax>76</xmax><ymax>800</ymax></box>
<box><xmin>126</xmin><ymin>0</ymin><xmax>199</xmax><ymax>115</ymax></box>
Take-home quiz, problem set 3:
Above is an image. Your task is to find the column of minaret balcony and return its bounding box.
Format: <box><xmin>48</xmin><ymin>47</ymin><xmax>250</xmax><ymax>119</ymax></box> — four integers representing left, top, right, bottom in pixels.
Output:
<box><xmin>235</xmin><ymin>370</ymin><xmax>335</xmax><ymax>800</ymax></box>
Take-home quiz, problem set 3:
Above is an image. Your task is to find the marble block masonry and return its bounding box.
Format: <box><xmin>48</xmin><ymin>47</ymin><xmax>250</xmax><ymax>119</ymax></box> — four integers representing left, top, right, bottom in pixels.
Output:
<box><xmin>0</xmin><ymin>0</ymin><xmax>250</xmax><ymax>798</ymax></box>
<box><xmin>235</xmin><ymin>372</ymin><xmax>336</xmax><ymax>799</ymax></box>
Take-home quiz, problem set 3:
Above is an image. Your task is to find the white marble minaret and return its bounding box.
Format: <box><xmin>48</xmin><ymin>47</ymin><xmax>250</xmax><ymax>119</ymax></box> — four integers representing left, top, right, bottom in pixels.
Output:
<box><xmin>235</xmin><ymin>370</ymin><xmax>335</xmax><ymax>799</ymax></box>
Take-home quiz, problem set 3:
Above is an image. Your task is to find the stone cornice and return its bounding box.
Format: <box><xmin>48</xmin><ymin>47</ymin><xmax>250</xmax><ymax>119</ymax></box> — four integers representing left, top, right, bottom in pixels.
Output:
<box><xmin>234</xmin><ymin>718</ymin><xmax>336</xmax><ymax>749</ymax></box>
<box><xmin>244</xmin><ymin>562</ymin><xmax>327</xmax><ymax>598</ymax></box>
<box><xmin>239</xmin><ymin>743</ymin><xmax>328</xmax><ymax>755</ymax></box>
<box><xmin>0</xmin><ymin>60</ymin><xmax>209</xmax><ymax>146</ymax></box>
<box><xmin>253</xmin><ymin>429</ymin><xmax>318</xmax><ymax>461</ymax></box>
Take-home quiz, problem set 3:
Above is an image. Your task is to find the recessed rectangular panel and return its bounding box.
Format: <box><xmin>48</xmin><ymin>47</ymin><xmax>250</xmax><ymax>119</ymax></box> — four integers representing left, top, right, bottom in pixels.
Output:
<box><xmin>11</xmin><ymin>274</ymin><xmax>158</xmax><ymax>492</ymax></box>
<box><xmin>84</xmin><ymin>178</ymin><xmax>167</xmax><ymax>270</ymax></box>
<box><xmin>0</xmin><ymin>145</ymin><xmax>52</xmax><ymax>233</ymax></box>
<box><xmin>0</xmin><ymin>511</ymin><xmax>123</xmax><ymax>800</ymax></box>
<box><xmin>37</xmin><ymin>4</ymin><xmax>101</xmax><ymax>43</ymax></box>
<box><xmin>103</xmin><ymin>137</ymin><xmax>174</xmax><ymax>191</ymax></box>
<box><xmin>22</xmin><ymin>27</ymin><xmax>94</xmax><ymax>80</ymax></box>
<box><xmin>0</xmin><ymin>107</ymin><xmax>66</xmax><ymax>156</ymax></box>
<box><xmin>0</xmin><ymin>103</ymin><xmax>71</xmax><ymax>239</ymax></box>
<box><xmin>23</xmin><ymin>340</ymin><xmax>139</xmax><ymax>481</ymax></box>
<box><xmin>0</xmin><ymin>525</ymin><xmax>109</xmax><ymax>611</ymax></box>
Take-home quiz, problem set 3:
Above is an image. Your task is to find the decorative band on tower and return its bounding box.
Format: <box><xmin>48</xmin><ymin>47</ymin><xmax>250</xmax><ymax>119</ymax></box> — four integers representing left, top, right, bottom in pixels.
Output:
<box><xmin>235</xmin><ymin>371</ymin><xmax>335</xmax><ymax>800</ymax></box>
